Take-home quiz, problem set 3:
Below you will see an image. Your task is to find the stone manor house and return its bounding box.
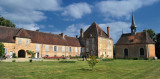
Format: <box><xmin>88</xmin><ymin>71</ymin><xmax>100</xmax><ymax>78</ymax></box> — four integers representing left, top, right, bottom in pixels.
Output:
<box><xmin>0</xmin><ymin>22</ymin><xmax>113</xmax><ymax>58</ymax></box>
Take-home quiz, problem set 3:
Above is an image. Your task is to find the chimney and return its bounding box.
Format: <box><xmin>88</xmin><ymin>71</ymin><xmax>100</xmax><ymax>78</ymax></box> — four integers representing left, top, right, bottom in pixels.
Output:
<box><xmin>107</xmin><ymin>26</ymin><xmax>110</xmax><ymax>38</ymax></box>
<box><xmin>80</xmin><ymin>28</ymin><xmax>84</xmax><ymax>38</ymax></box>
<box><xmin>76</xmin><ymin>35</ymin><xmax>78</xmax><ymax>38</ymax></box>
<box><xmin>60</xmin><ymin>33</ymin><xmax>64</xmax><ymax>38</ymax></box>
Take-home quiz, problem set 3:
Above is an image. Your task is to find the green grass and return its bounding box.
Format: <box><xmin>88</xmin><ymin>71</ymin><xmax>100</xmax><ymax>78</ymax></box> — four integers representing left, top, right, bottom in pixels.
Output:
<box><xmin>0</xmin><ymin>60</ymin><xmax>160</xmax><ymax>79</ymax></box>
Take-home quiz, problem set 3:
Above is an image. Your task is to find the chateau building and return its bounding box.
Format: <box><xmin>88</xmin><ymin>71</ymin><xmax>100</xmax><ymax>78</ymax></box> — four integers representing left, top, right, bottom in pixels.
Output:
<box><xmin>115</xmin><ymin>16</ymin><xmax>155</xmax><ymax>59</ymax></box>
<box><xmin>79</xmin><ymin>22</ymin><xmax>113</xmax><ymax>58</ymax></box>
<box><xmin>0</xmin><ymin>22</ymin><xmax>113</xmax><ymax>58</ymax></box>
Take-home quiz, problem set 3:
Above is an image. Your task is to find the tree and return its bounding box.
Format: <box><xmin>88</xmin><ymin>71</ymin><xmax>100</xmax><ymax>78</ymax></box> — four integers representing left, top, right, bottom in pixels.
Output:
<box><xmin>143</xmin><ymin>29</ymin><xmax>156</xmax><ymax>41</ymax></box>
<box><xmin>0</xmin><ymin>42</ymin><xmax>5</xmax><ymax>57</ymax></box>
<box><xmin>155</xmin><ymin>33</ymin><xmax>160</xmax><ymax>58</ymax></box>
<box><xmin>88</xmin><ymin>56</ymin><xmax>98</xmax><ymax>70</ymax></box>
<box><xmin>0</xmin><ymin>17</ymin><xmax>16</xmax><ymax>27</ymax></box>
<box><xmin>26</xmin><ymin>50</ymin><xmax>36</xmax><ymax>58</ymax></box>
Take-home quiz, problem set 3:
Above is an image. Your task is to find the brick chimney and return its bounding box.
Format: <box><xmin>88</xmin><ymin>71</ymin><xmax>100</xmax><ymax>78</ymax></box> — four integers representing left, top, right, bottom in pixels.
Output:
<box><xmin>60</xmin><ymin>33</ymin><xmax>64</xmax><ymax>38</ymax></box>
<box><xmin>107</xmin><ymin>26</ymin><xmax>110</xmax><ymax>38</ymax></box>
<box><xmin>80</xmin><ymin>28</ymin><xmax>84</xmax><ymax>38</ymax></box>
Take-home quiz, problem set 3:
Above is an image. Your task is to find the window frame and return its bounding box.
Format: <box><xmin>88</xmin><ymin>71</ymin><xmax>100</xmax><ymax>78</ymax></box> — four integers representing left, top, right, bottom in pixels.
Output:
<box><xmin>45</xmin><ymin>45</ymin><xmax>49</xmax><ymax>52</ymax></box>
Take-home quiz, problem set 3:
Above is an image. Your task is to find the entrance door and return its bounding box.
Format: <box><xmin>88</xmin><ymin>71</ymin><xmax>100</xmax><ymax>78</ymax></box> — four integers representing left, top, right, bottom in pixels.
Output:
<box><xmin>9</xmin><ymin>51</ymin><xmax>13</xmax><ymax>58</ymax></box>
<box><xmin>124</xmin><ymin>48</ymin><xmax>128</xmax><ymax>58</ymax></box>
<box><xmin>37</xmin><ymin>52</ymin><xmax>39</xmax><ymax>58</ymax></box>
<box><xmin>18</xmin><ymin>50</ymin><xmax>25</xmax><ymax>58</ymax></box>
<box><xmin>36</xmin><ymin>52</ymin><xmax>39</xmax><ymax>58</ymax></box>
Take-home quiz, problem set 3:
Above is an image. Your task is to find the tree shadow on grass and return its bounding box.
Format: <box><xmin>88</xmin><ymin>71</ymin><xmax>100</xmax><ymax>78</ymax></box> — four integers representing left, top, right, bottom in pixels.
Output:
<box><xmin>78</xmin><ymin>68</ymin><xmax>92</xmax><ymax>71</ymax></box>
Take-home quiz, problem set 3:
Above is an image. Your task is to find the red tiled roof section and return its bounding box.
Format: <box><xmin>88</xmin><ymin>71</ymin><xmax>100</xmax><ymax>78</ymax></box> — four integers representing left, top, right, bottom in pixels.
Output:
<box><xmin>116</xmin><ymin>32</ymin><xmax>155</xmax><ymax>45</ymax></box>
<box><xmin>26</xmin><ymin>30</ymin><xmax>81</xmax><ymax>47</ymax></box>
<box><xmin>84</xmin><ymin>22</ymin><xmax>108</xmax><ymax>38</ymax></box>
<box><xmin>0</xmin><ymin>26</ymin><xmax>81</xmax><ymax>47</ymax></box>
<box><xmin>0</xmin><ymin>26</ymin><xmax>19</xmax><ymax>43</ymax></box>
<box><xmin>16</xmin><ymin>28</ymin><xmax>31</xmax><ymax>38</ymax></box>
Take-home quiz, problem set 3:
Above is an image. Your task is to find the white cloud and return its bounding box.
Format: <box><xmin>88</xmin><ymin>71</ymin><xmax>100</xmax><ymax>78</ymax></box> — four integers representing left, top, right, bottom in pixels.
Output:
<box><xmin>96</xmin><ymin>0</ymin><xmax>158</xmax><ymax>20</ymax></box>
<box><xmin>62</xmin><ymin>3</ymin><xmax>92</xmax><ymax>19</ymax></box>
<box><xmin>52</xmin><ymin>22</ymin><xmax>130</xmax><ymax>44</ymax></box>
<box><xmin>99</xmin><ymin>22</ymin><xmax>130</xmax><ymax>43</ymax></box>
<box><xmin>17</xmin><ymin>24</ymin><xmax>40</xmax><ymax>31</ymax></box>
<box><xmin>53</xmin><ymin>23</ymin><xmax>89</xmax><ymax>37</ymax></box>
<box><xmin>0</xmin><ymin>0</ymin><xmax>62</xmax><ymax>30</ymax></box>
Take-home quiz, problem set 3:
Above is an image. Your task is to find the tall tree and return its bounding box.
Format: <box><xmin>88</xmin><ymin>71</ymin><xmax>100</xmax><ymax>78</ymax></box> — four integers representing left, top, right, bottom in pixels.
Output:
<box><xmin>155</xmin><ymin>33</ymin><xmax>160</xmax><ymax>58</ymax></box>
<box><xmin>0</xmin><ymin>42</ymin><xmax>5</xmax><ymax>57</ymax></box>
<box><xmin>0</xmin><ymin>17</ymin><xmax>16</xmax><ymax>27</ymax></box>
<box><xmin>143</xmin><ymin>29</ymin><xmax>156</xmax><ymax>41</ymax></box>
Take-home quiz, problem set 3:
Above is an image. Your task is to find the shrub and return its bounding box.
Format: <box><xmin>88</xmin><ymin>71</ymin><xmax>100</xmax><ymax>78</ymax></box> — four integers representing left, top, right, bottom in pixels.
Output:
<box><xmin>26</xmin><ymin>50</ymin><xmax>35</xmax><ymax>58</ymax></box>
<box><xmin>59</xmin><ymin>60</ymin><xmax>76</xmax><ymax>63</ymax></box>
<box><xmin>12</xmin><ymin>53</ymin><xmax>17</xmax><ymax>58</ymax></box>
<box><xmin>102</xmin><ymin>58</ymin><xmax>114</xmax><ymax>61</ymax></box>
<box><xmin>12</xmin><ymin>60</ymin><xmax>16</xmax><ymax>62</ymax></box>
<box><xmin>88</xmin><ymin>56</ymin><xmax>98</xmax><ymax>70</ymax></box>
<box><xmin>29</xmin><ymin>59</ymin><xmax>32</xmax><ymax>62</ymax></box>
<box><xmin>57</xmin><ymin>58</ymin><xmax>60</xmax><ymax>60</ymax></box>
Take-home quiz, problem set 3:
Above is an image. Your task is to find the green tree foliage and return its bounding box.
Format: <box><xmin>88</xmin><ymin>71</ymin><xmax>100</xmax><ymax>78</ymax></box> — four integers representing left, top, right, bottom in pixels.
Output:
<box><xmin>0</xmin><ymin>42</ymin><xmax>5</xmax><ymax>57</ymax></box>
<box><xmin>88</xmin><ymin>56</ymin><xmax>98</xmax><ymax>70</ymax></box>
<box><xmin>143</xmin><ymin>29</ymin><xmax>156</xmax><ymax>41</ymax></box>
<box><xmin>0</xmin><ymin>17</ymin><xmax>16</xmax><ymax>27</ymax></box>
<box><xmin>26</xmin><ymin>50</ymin><xmax>36</xmax><ymax>58</ymax></box>
<box><xmin>155</xmin><ymin>33</ymin><xmax>160</xmax><ymax>58</ymax></box>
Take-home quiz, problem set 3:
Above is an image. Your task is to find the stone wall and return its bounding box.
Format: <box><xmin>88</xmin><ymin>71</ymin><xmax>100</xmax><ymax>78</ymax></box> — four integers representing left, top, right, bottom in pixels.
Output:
<box><xmin>3</xmin><ymin>37</ymin><xmax>81</xmax><ymax>58</ymax></box>
<box><xmin>115</xmin><ymin>44</ymin><xmax>155</xmax><ymax>59</ymax></box>
<box><xmin>98</xmin><ymin>37</ymin><xmax>113</xmax><ymax>58</ymax></box>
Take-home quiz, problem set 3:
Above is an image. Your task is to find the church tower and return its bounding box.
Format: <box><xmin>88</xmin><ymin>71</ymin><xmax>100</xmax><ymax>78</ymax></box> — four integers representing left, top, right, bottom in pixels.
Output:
<box><xmin>130</xmin><ymin>15</ymin><xmax>136</xmax><ymax>35</ymax></box>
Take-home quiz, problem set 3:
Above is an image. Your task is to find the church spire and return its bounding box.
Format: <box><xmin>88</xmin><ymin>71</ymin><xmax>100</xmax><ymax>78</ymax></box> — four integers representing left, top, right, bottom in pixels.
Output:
<box><xmin>130</xmin><ymin>15</ymin><xmax>136</xmax><ymax>35</ymax></box>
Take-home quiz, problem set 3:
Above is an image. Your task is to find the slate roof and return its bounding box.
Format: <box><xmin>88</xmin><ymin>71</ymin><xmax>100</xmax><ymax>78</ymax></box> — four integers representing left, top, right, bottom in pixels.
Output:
<box><xmin>84</xmin><ymin>22</ymin><xmax>109</xmax><ymax>38</ymax></box>
<box><xmin>116</xmin><ymin>32</ymin><xmax>155</xmax><ymax>45</ymax></box>
<box><xmin>0</xmin><ymin>26</ymin><xmax>81</xmax><ymax>47</ymax></box>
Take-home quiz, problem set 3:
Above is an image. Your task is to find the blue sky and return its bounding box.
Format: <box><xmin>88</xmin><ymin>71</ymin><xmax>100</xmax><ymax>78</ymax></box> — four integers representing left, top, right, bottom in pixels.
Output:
<box><xmin>0</xmin><ymin>0</ymin><xmax>160</xmax><ymax>44</ymax></box>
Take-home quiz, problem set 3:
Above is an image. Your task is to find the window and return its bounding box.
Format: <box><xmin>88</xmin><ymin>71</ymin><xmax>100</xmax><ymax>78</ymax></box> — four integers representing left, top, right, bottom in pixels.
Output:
<box><xmin>69</xmin><ymin>47</ymin><xmax>72</xmax><ymax>52</ymax></box>
<box><xmin>25</xmin><ymin>39</ymin><xmax>29</xmax><ymax>45</ymax></box>
<box><xmin>124</xmin><ymin>48</ymin><xmax>128</xmax><ymax>56</ymax></box>
<box><xmin>86</xmin><ymin>40</ymin><xmax>89</xmax><ymax>46</ymax></box>
<box><xmin>92</xmin><ymin>44</ymin><xmax>95</xmax><ymax>49</ymax></box>
<box><xmin>45</xmin><ymin>45</ymin><xmax>49</xmax><ymax>52</ymax></box>
<box><xmin>140</xmin><ymin>48</ymin><xmax>144</xmax><ymax>56</ymax></box>
<box><xmin>81</xmin><ymin>48</ymin><xmax>83</xmax><ymax>53</ymax></box>
<box><xmin>53</xmin><ymin>46</ymin><xmax>58</xmax><ymax>52</ymax></box>
<box><xmin>18</xmin><ymin>38</ymin><xmax>22</xmax><ymax>44</ymax></box>
<box><xmin>86</xmin><ymin>48</ymin><xmax>89</xmax><ymax>52</ymax></box>
<box><xmin>36</xmin><ymin>44</ymin><xmax>40</xmax><ymax>51</ymax></box>
<box><xmin>75</xmin><ymin>47</ymin><xmax>78</xmax><ymax>53</ymax></box>
<box><xmin>62</xmin><ymin>55</ymin><xmax>64</xmax><ymax>57</ymax></box>
<box><xmin>92</xmin><ymin>38</ymin><xmax>94</xmax><ymax>44</ymax></box>
<box><xmin>54</xmin><ymin>55</ymin><xmax>57</xmax><ymax>57</ymax></box>
<box><xmin>62</xmin><ymin>46</ymin><xmax>65</xmax><ymax>52</ymax></box>
<box><xmin>4</xmin><ymin>48</ymin><xmax>8</xmax><ymax>55</ymax></box>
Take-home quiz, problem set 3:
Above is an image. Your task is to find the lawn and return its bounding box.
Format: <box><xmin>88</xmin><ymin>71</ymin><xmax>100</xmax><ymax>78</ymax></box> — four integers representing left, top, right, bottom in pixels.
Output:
<box><xmin>0</xmin><ymin>60</ymin><xmax>160</xmax><ymax>79</ymax></box>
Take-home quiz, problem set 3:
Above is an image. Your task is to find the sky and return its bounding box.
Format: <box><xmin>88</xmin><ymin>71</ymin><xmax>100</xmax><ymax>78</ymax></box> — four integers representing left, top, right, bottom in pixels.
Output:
<box><xmin>0</xmin><ymin>0</ymin><xmax>160</xmax><ymax>44</ymax></box>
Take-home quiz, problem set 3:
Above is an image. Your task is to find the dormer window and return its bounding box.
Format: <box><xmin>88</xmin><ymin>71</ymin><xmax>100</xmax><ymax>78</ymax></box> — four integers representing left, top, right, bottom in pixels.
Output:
<box><xmin>130</xmin><ymin>39</ymin><xmax>134</xmax><ymax>42</ymax></box>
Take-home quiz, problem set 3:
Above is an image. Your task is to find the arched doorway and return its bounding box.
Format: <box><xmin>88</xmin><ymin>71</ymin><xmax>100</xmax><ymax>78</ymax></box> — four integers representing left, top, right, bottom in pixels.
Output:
<box><xmin>140</xmin><ymin>48</ymin><xmax>144</xmax><ymax>56</ymax></box>
<box><xmin>18</xmin><ymin>50</ymin><xmax>25</xmax><ymax>58</ymax></box>
<box><xmin>124</xmin><ymin>48</ymin><xmax>128</xmax><ymax>58</ymax></box>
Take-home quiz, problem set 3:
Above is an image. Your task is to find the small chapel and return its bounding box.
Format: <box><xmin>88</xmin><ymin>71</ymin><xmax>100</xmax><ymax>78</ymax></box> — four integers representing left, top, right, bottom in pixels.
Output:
<box><xmin>115</xmin><ymin>15</ymin><xmax>155</xmax><ymax>59</ymax></box>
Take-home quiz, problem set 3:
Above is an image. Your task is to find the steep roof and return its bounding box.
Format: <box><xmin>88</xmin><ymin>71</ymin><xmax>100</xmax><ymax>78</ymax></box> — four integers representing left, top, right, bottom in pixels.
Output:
<box><xmin>0</xmin><ymin>26</ymin><xmax>81</xmax><ymax>47</ymax></box>
<box><xmin>116</xmin><ymin>32</ymin><xmax>155</xmax><ymax>45</ymax></box>
<box><xmin>84</xmin><ymin>22</ymin><xmax>109</xmax><ymax>38</ymax></box>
